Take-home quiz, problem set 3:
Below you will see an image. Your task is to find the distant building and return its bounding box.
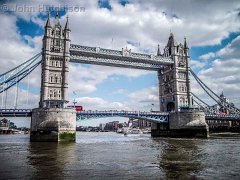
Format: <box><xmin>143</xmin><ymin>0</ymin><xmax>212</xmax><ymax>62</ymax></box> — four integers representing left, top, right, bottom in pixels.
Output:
<box><xmin>0</xmin><ymin>118</ymin><xmax>10</xmax><ymax>131</ymax></box>
<box><xmin>206</xmin><ymin>92</ymin><xmax>239</xmax><ymax>130</ymax></box>
<box><xmin>129</xmin><ymin>118</ymin><xmax>151</xmax><ymax>128</ymax></box>
<box><xmin>104</xmin><ymin>121</ymin><xmax>119</xmax><ymax>131</ymax></box>
<box><xmin>0</xmin><ymin>118</ymin><xmax>17</xmax><ymax>134</ymax></box>
<box><xmin>208</xmin><ymin>92</ymin><xmax>236</xmax><ymax>115</ymax></box>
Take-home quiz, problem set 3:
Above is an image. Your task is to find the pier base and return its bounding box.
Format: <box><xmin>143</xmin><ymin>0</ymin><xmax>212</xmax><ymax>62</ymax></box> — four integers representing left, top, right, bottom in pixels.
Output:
<box><xmin>30</xmin><ymin>108</ymin><xmax>76</xmax><ymax>142</ymax></box>
<box><xmin>151</xmin><ymin>111</ymin><xmax>209</xmax><ymax>138</ymax></box>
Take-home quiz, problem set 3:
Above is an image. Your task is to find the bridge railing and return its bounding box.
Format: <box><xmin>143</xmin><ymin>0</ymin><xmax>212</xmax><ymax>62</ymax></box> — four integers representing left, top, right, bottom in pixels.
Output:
<box><xmin>76</xmin><ymin>110</ymin><xmax>169</xmax><ymax>116</ymax></box>
<box><xmin>76</xmin><ymin>110</ymin><xmax>169</xmax><ymax>123</ymax></box>
<box><xmin>205</xmin><ymin>114</ymin><xmax>240</xmax><ymax>119</ymax></box>
<box><xmin>0</xmin><ymin>109</ymin><xmax>32</xmax><ymax>112</ymax></box>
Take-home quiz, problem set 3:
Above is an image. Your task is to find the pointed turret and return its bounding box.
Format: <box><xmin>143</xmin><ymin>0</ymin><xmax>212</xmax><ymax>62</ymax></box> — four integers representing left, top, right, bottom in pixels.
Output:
<box><xmin>157</xmin><ymin>44</ymin><xmax>161</xmax><ymax>56</ymax></box>
<box><xmin>184</xmin><ymin>37</ymin><xmax>189</xmax><ymax>49</ymax></box>
<box><xmin>64</xmin><ymin>16</ymin><xmax>70</xmax><ymax>30</ymax></box>
<box><xmin>167</xmin><ymin>32</ymin><xmax>175</xmax><ymax>47</ymax></box>
<box><xmin>220</xmin><ymin>91</ymin><xmax>224</xmax><ymax>98</ymax></box>
<box><xmin>184</xmin><ymin>37</ymin><xmax>189</xmax><ymax>56</ymax></box>
<box><xmin>45</xmin><ymin>11</ymin><xmax>51</xmax><ymax>28</ymax></box>
<box><xmin>64</xmin><ymin>16</ymin><xmax>71</xmax><ymax>40</ymax></box>
<box><xmin>54</xmin><ymin>9</ymin><xmax>60</xmax><ymax>27</ymax></box>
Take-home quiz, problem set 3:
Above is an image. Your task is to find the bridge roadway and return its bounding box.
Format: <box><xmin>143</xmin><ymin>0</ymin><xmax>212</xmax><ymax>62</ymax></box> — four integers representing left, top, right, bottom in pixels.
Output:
<box><xmin>0</xmin><ymin>109</ymin><xmax>240</xmax><ymax>122</ymax></box>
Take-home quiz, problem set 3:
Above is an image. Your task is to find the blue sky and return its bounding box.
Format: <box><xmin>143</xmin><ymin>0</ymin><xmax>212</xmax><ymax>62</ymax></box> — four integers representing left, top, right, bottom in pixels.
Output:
<box><xmin>0</xmin><ymin>0</ymin><xmax>240</xmax><ymax>122</ymax></box>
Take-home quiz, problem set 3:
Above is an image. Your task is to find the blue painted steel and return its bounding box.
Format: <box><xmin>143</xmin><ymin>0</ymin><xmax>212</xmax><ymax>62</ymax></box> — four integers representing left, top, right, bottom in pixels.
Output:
<box><xmin>76</xmin><ymin>110</ymin><xmax>169</xmax><ymax>123</ymax></box>
<box><xmin>0</xmin><ymin>53</ymin><xmax>42</xmax><ymax>93</ymax></box>
<box><xmin>0</xmin><ymin>109</ymin><xmax>32</xmax><ymax>117</ymax></box>
<box><xmin>1</xmin><ymin>109</ymin><xmax>240</xmax><ymax>122</ymax></box>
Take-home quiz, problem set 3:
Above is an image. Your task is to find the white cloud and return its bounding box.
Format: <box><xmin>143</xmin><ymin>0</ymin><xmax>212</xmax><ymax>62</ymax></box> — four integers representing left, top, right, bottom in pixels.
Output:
<box><xmin>192</xmin><ymin>35</ymin><xmax>240</xmax><ymax>108</ymax></box>
<box><xmin>42</xmin><ymin>0</ymin><xmax>238</xmax><ymax>58</ymax></box>
<box><xmin>217</xmin><ymin>35</ymin><xmax>240</xmax><ymax>59</ymax></box>
<box><xmin>72</xmin><ymin>85</ymin><xmax>160</xmax><ymax>111</ymax></box>
<box><xmin>1</xmin><ymin>87</ymin><xmax>39</xmax><ymax>109</ymax></box>
<box><xmin>190</xmin><ymin>60</ymin><xmax>206</xmax><ymax>70</ymax></box>
<box><xmin>199</xmin><ymin>52</ymin><xmax>216</xmax><ymax>60</ymax></box>
<box><xmin>127</xmin><ymin>86</ymin><xmax>160</xmax><ymax>111</ymax></box>
<box><xmin>74</xmin><ymin>96</ymin><xmax>131</xmax><ymax>111</ymax></box>
<box><xmin>190</xmin><ymin>34</ymin><xmax>240</xmax><ymax>108</ymax></box>
<box><xmin>68</xmin><ymin>63</ymin><xmax>152</xmax><ymax>95</ymax></box>
<box><xmin>112</xmin><ymin>88</ymin><xmax>127</xmax><ymax>94</ymax></box>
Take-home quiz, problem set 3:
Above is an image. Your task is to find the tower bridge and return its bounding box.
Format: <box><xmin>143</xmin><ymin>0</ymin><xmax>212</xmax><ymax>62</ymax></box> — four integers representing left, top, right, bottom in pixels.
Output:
<box><xmin>0</xmin><ymin>11</ymin><xmax>239</xmax><ymax>141</ymax></box>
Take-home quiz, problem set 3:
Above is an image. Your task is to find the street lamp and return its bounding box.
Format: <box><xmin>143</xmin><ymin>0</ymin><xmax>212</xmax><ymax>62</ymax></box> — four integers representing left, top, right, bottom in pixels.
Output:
<box><xmin>151</xmin><ymin>103</ymin><xmax>154</xmax><ymax>112</ymax></box>
<box><xmin>73</xmin><ymin>99</ymin><xmax>77</xmax><ymax>108</ymax></box>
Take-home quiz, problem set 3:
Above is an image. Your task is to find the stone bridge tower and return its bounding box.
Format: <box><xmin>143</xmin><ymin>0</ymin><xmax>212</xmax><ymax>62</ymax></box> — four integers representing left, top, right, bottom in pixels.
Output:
<box><xmin>152</xmin><ymin>33</ymin><xmax>209</xmax><ymax>138</ymax></box>
<box><xmin>30</xmin><ymin>12</ymin><xmax>76</xmax><ymax>142</ymax></box>
<box><xmin>158</xmin><ymin>33</ymin><xmax>192</xmax><ymax>112</ymax></box>
<box><xmin>40</xmin><ymin>11</ymin><xmax>70</xmax><ymax>108</ymax></box>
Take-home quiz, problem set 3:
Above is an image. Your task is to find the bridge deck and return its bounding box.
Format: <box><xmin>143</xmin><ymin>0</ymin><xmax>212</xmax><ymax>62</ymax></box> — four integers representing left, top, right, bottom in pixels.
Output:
<box><xmin>69</xmin><ymin>44</ymin><xmax>174</xmax><ymax>70</ymax></box>
<box><xmin>0</xmin><ymin>109</ymin><xmax>239</xmax><ymax>122</ymax></box>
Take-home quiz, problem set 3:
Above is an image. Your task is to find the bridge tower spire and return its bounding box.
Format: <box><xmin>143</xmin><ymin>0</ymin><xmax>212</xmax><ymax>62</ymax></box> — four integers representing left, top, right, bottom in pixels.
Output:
<box><xmin>157</xmin><ymin>44</ymin><xmax>161</xmax><ymax>56</ymax></box>
<box><xmin>45</xmin><ymin>11</ymin><xmax>51</xmax><ymax>27</ymax></box>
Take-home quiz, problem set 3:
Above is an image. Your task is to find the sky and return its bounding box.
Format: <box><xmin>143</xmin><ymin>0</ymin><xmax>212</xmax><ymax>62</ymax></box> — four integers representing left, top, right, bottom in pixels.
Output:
<box><xmin>0</xmin><ymin>0</ymin><xmax>240</xmax><ymax>121</ymax></box>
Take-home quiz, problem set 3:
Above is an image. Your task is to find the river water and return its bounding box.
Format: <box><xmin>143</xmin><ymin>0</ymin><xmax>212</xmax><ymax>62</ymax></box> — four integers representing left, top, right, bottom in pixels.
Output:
<box><xmin>0</xmin><ymin>132</ymin><xmax>240</xmax><ymax>180</ymax></box>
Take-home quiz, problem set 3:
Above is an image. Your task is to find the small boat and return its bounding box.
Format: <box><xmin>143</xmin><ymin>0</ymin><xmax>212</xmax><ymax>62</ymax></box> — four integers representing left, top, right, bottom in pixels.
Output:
<box><xmin>116</xmin><ymin>128</ymin><xmax>123</xmax><ymax>133</ymax></box>
<box><xmin>142</xmin><ymin>129</ymin><xmax>151</xmax><ymax>134</ymax></box>
<box><xmin>130</xmin><ymin>128</ymin><xmax>141</xmax><ymax>134</ymax></box>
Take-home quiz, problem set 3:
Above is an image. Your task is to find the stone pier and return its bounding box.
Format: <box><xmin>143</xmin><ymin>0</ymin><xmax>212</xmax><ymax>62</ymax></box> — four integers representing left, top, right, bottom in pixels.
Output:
<box><xmin>30</xmin><ymin>108</ymin><xmax>76</xmax><ymax>142</ymax></box>
<box><xmin>151</xmin><ymin>111</ymin><xmax>209</xmax><ymax>138</ymax></box>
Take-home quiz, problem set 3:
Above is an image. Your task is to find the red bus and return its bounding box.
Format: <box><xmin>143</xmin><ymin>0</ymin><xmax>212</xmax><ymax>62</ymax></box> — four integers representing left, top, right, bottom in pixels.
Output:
<box><xmin>67</xmin><ymin>105</ymin><xmax>83</xmax><ymax>111</ymax></box>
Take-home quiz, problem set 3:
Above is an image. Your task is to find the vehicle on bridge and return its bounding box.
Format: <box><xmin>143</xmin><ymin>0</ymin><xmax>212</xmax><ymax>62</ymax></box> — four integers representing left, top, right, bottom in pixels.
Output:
<box><xmin>67</xmin><ymin>105</ymin><xmax>83</xmax><ymax>111</ymax></box>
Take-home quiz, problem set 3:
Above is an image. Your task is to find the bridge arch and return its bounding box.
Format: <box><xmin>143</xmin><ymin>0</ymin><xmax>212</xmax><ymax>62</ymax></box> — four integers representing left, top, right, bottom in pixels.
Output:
<box><xmin>167</xmin><ymin>102</ymin><xmax>175</xmax><ymax>112</ymax></box>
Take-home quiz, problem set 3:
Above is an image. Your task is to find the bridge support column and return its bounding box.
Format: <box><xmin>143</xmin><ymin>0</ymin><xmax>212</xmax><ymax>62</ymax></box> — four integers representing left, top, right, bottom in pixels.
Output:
<box><xmin>30</xmin><ymin>108</ymin><xmax>76</xmax><ymax>142</ymax></box>
<box><xmin>151</xmin><ymin>111</ymin><xmax>209</xmax><ymax>138</ymax></box>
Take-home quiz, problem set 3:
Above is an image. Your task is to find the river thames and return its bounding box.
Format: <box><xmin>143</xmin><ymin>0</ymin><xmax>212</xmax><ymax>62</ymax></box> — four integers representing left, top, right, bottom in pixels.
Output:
<box><xmin>0</xmin><ymin>132</ymin><xmax>240</xmax><ymax>179</ymax></box>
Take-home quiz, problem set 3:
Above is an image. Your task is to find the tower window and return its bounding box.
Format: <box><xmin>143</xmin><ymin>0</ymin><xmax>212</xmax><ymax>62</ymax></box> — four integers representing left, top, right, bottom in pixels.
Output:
<box><xmin>181</xmin><ymin>86</ymin><xmax>185</xmax><ymax>92</ymax></box>
<box><xmin>56</xmin><ymin>30</ymin><xmax>60</xmax><ymax>36</ymax></box>
<box><xmin>55</xmin><ymin>39</ymin><xmax>60</xmax><ymax>46</ymax></box>
<box><xmin>50</xmin><ymin>76</ymin><xmax>53</xmax><ymax>83</ymax></box>
<box><xmin>49</xmin><ymin>90</ymin><xmax>53</xmax><ymax>98</ymax></box>
<box><xmin>55</xmin><ymin>76</ymin><xmax>58</xmax><ymax>83</ymax></box>
<box><xmin>54</xmin><ymin>90</ymin><xmax>57</xmax><ymax>98</ymax></box>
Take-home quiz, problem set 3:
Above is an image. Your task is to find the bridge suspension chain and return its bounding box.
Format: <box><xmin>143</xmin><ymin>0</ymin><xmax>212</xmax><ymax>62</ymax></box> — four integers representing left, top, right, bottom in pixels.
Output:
<box><xmin>25</xmin><ymin>69</ymin><xmax>30</xmax><ymax>109</ymax></box>
<box><xmin>191</xmin><ymin>92</ymin><xmax>210</xmax><ymax>107</ymax></box>
<box><xmin>0</xmin><ymin>53</ymin><xmax>42</xmax><ymax>94</ymax></box>
<box><xmin>193</xmin><ymin>99</ymin><xmax>206</xmax><ymax>110</ymax></box>
<box><xmin>190</xmin><ymin>69</ymin><xmax>240</xmax><ymax>114</ymax></box>
<box><xmin>0</xmin><ymin>53</ymin><xmax>41</xmax><ymax>84</ymax></box>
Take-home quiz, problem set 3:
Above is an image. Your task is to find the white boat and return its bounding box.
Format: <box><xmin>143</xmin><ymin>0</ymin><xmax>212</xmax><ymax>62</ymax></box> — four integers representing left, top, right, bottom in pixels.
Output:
<box><xmin>142</xmin><ymin>128</ymin><xmax>151</xmax><ymax>134</ymax></box>
<box><xmin>116</xmin><ymin>128</ymin><xmax>123</xmax><ymax>133</ymax></box>
<box><xmin>130</xmin><ymin>128</ymin><xmax>142</xmax><ymax>134</ymax></box>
